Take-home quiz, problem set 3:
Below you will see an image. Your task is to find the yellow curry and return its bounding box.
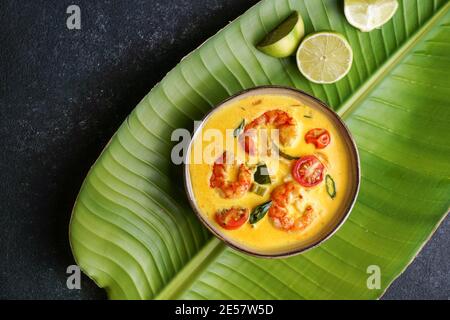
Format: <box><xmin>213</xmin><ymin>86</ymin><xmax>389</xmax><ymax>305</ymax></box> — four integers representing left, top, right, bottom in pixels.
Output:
<box><xmin>188</xmin><ymin>93</ymin><xmax>354</xmax><ymax>255</ymax></box>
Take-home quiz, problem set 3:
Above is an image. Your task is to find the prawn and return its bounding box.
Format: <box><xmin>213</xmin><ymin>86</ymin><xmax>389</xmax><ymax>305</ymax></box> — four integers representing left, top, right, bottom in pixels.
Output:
<box><xmin>210</xmin><ymin>151</ymin><xmax>252</xmax><ymax>199</ymax></box>
<box><xmin>268</xmin><ymin>181</ymin><xmax>315</xmax><ymax>231</ymax></box>
<box><xmin>241</xmin><ymin>109</ymin><xmax>298</xmax><ymax>155</ymax></box>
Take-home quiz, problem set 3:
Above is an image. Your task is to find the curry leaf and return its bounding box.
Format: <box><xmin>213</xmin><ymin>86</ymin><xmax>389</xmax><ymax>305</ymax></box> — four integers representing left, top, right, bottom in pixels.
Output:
<box><xmin>253</xmin><ymin>163</ymin><xmax>271</xmax><ymax>184</ymax></box>
<box><xmin>233</xmin><ymin>119</ymin><xmax>245</xmax><ymax>137</ymax></box>
<box><xmin>249</xmin><ymin>201</ymin><xmax>272</xmax><ymax>225</ymax></box>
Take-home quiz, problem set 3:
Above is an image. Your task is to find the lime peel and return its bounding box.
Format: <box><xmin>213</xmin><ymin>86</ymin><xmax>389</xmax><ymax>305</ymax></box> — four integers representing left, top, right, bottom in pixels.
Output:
<box><xmin>257</xmin><ymin>11</ymin><xmax>305</xmax><ymax>58</ymax></box>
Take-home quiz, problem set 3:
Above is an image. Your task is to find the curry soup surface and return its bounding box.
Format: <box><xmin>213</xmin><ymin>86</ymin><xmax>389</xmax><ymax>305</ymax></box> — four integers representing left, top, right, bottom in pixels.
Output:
<box><xmin>188</xmin><ymin>94</ymin><xmax>352</xmax><ymax>254</ymax></box>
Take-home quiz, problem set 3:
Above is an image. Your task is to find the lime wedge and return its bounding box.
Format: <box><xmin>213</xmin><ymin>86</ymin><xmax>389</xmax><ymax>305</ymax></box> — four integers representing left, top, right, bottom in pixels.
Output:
<box><xmin>344</xmin><ymin>0</ymin><xmax>399</xmax><ymax>32</ymax></box>
<box><xmin>296</xmin><ymin>32</ymin><xmax>353</xmax><ymax>84</ymax></box>
<box><xmin>257</xmin><ymin>11</ymin><xmax>305</xmax><ymax>58</ymax></box>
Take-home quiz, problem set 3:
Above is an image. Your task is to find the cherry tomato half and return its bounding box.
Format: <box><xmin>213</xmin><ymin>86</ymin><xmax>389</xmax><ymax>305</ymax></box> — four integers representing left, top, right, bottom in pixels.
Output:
<box><xmin>215</xmin><ymin>207</ymin><xmax>249</xmax><ymax>230</ymax></box>
<box><xmin>305</xmin><ymin>128</ymin><xmax>331</xmax><ymax>149</ymax></box>
<box><xmin>292</xmin><ymin>155</ymin><xmax>325</xmax><ymax>187</ymax></box>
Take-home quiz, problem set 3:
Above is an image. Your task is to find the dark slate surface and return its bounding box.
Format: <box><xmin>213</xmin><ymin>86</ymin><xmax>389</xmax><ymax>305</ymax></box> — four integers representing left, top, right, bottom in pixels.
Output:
<box><xmin>0</xmin><ymin>0</ymin><xmax>448</xmax><ymax>300</ymax></box>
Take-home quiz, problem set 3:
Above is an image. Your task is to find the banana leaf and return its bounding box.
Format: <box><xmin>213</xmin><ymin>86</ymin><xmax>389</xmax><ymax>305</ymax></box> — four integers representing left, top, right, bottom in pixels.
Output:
<box><xmin>69</xmin><ymin>0</ymin><xmax>450</xmax><ymax>299</ymax></box>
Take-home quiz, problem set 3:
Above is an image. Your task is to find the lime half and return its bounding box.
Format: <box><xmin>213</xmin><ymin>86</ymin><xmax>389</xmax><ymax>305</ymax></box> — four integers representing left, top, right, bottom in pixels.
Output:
<box><xmin>257</xmin><ymin>11</ymin><xmax>305</xmax><ymax>58</ymax></box>
<box><xmin>296</xmin><ymin>32</ymin><xmax>353</xmax><ymax>84</ymax></box>
<box><xmin>344</xmin><ymin>0</ymin><xmax>399</xmax><ymax>32</ymax></box>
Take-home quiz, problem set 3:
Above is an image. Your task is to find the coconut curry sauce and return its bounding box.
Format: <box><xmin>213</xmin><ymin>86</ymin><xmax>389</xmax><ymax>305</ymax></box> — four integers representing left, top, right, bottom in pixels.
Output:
<box><xmin>188</xmin><ymin>94</ymin><xmax>353</xmax><ymax>255</ymax></box>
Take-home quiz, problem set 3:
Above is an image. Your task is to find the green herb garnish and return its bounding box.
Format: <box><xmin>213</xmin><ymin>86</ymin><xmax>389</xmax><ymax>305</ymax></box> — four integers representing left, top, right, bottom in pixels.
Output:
<box><xmin>249</xmin><ymin>201</ymin><xmax>272</xmax><ymax>224</ymax></box>
<box><xmin>233</xmin><ymin>119</ymin><xmax>245</xmax><ymax>137</ymax></box>
<box><xmin>326</xmin><ymin>174</ymin><xmax>336</xmax><ymax>199</ymax></box>
<box><xmin>250</xmin><ymin>183</ymin><xmax>268</xmax><ymax>196</ymax></box>
<box><xmin>253</xmin><ymin>163</ymin><xmax>271</xmax><ymax>184</ymax></box>
<box><xmin>278</xmin><ymin>149</ymin><xmax>299</xmax><ymax>160</ymax></box>
<box><xmin>303</xmin><ymin>115</ymin><xmax>313</xmax><ymax>119</ymax></box>
<box><xmin>272</xmin><ymin>142</ymin><xmax>299</xmax><ymax>160</ymax></box>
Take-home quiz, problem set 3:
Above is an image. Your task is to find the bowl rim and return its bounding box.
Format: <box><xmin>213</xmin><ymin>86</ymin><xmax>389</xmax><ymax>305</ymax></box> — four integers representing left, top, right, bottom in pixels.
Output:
<box><xmin>183</xmin><ymin>85</ymin><xmax>360</xmax><ymax>258</ymax></box>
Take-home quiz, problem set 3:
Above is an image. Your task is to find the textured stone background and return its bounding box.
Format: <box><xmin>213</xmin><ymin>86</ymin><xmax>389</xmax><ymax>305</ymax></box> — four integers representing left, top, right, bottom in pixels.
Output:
<box><xmin>0</xmin><ymin>0</ymin><xmax>448</xmax><ymax>299</ymax></box>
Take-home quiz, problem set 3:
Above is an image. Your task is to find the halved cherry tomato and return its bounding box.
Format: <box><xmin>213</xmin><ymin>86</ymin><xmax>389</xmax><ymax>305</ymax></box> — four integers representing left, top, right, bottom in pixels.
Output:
<box><xmin>305</xmin><ymin>128</ymin><xmax>330</xmax><ymax>149</ymax></box>
<box><xmin>215</xmin><ymin>207</ymin><xmax>249</xmax><ymax>230</ymax></box>
<box><xmin>292</xmin><ymin>155</ymin><xmax>325</xmax><ymax>187</ymax></box>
